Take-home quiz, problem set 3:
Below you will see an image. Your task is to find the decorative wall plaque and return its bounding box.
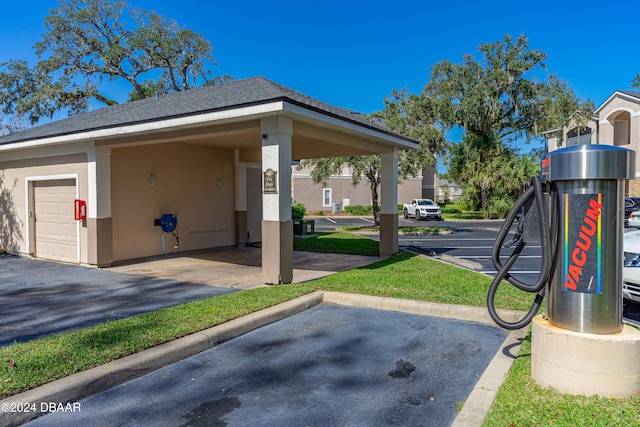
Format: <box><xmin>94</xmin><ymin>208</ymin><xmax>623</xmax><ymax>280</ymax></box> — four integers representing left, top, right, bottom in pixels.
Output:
<box><xmin>263</xmin><ymin>168</ymin><xmax>278</xmax><ymax>194</ymax></box>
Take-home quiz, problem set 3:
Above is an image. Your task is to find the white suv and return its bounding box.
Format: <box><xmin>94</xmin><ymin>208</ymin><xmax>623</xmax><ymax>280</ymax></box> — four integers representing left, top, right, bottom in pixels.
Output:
<box><xmin>623</xmin><ymin>229</ymin><xmax>640</xmax><ymax>303</ymax></box>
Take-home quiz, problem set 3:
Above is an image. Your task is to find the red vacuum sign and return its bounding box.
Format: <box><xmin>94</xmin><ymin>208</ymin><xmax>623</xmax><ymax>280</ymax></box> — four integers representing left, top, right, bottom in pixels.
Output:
<box><xmin>562</xmin><ymin>194</ymin><xmax>602</xmax><ymax>294</ymax></box>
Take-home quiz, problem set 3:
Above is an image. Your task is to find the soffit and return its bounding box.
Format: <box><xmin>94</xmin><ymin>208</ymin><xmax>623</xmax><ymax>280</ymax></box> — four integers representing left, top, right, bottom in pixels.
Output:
<box><xmin>98</xmin><ymin>115</ymin><xmax>396</xmax><ymax>159</ymax></box>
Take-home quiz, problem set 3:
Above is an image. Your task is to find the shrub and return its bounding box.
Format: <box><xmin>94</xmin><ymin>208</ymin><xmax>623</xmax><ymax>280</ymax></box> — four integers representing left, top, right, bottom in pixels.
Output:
<box><xmin>441</xmin><ymin>206</ymin><xmax>462</xmax><ymax>214</ymax></box>
<box><xmin>292</xmin><ymin>203</ymin><xmax>306</xmax><ymax>219</ymax></box>
<box><xmin>344</xmin><ymin>205</ymin><xmax>373</xmax><ymax>215</ymax></box>
<box><xmin>458</xmin><ymin>198</ymin><xmax>478</xmax><ymax>212</ymax></box>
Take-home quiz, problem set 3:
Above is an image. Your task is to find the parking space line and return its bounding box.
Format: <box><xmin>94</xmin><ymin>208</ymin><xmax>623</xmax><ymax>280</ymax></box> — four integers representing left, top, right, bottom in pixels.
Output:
<box><xmin>398</xmin><ymin>244</ymin><xmax>543</xmax><ymax>250</ymax></box>
<box><xmin>399</xmin><ymin>245</ymin><xmax>497</xmax><ymax>249</ymax></box>
<box><xmin>360</xmin><ymin>217</ymin><xmax>375</xmax><ymax>224</ymax></box>
<box><xmin>462</xmin><ymin>255</ymin><xmax>541</xmax><ymax>259</ymax></box>
<box><xmin>480</xmin><ymin>270</ymin><xmax>543</xmax><ymax>274</ymax></box>
<box><xmin>325</xmin><ymin>218</ymin><xmax>337</xmax><ymax>224</ymax></box>
<box><xmin>424</xmin><ymin>238</ymin><xmax>497</xmax><ymax>241</ymax></box>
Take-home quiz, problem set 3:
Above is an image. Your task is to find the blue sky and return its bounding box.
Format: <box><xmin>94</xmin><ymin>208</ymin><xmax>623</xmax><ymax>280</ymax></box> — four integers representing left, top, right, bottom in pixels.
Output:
<box><xmin>2</xmin><ymin>0</ymin><xmax>639</xmax><ymax>151</ymax></box>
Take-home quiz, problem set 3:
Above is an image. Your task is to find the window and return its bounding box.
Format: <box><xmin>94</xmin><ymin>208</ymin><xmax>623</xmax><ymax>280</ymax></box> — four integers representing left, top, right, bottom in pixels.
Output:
<box><xmin>566</xmin><ymin>127</ymin><xmax>592</xmax><ymax>147</ymax></box>
<box><xmin>323</xmin><ymin>188</ymin><xmax>332</xmax><ymax>207</ymax></box>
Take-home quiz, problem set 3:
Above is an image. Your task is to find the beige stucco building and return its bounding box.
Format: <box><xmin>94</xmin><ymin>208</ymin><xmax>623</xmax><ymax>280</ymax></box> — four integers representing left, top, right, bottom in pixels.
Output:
<box><xmin>291</xmin><ymin>163</ymin><xmax>440</xmax><ymax>213</ymax></box>
<box><xmin>435</xmin><ymin>177</ymin><xmax>463</xmax><ymax>203</ymax></box>
<box><xmin>0</xmin><ymin>77</ymin><xmax>418</xmax><ymax>283</ymax></box>
<box><xmin>544</xmin><ymin>90</ymin><xmax>640</xmax><ymax>195</ymax></box>
<box><xmin>291</xmin><ymin>164</ymin><xmax>422</xmax><ymax>213</ymax></box>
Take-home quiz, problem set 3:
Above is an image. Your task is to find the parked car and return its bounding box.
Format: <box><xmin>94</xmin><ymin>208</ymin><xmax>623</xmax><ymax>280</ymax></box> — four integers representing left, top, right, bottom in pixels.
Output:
<box><xmin>402</xmin><ymin>199</ymin><xmax>442</xmax><ymax>220</ymax></box>
<box><xmin>623</xmin><ymin>230</ymin><xmax>640</xmax><ymax>303</ymax></box>
<box><xmin>624</xmin><ymin>197</ymin><xmax>640</xmax><ymax>228</ymax></box>
<box><xmin>629</xmin><ymin>211</ymin><xmax>640</xmax><ymax>229</ymax></box>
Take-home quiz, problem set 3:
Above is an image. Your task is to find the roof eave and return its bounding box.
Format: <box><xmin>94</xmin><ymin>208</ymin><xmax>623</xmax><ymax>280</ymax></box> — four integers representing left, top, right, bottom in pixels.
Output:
<box><xmin>280</xmin><ymin>100</ymin><xmax>418</xmax><ymax>149</ymax></box>
<box><xmin>0</xmin><ymin>101</ymin><xmax>285</xmax><ymax>152</ymax></box>
<box><xmin>0</xmin><ymin>98</ymin><xmax>418</xmax><ymax>152</ymax></box>
<box><xmin>594</xmin><ymin>90</ymin><xmax>640</xmax><ymax>114</ymax></box>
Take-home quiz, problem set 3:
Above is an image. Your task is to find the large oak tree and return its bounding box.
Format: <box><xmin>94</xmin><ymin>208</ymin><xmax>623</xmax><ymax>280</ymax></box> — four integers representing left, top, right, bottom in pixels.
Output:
<box><xmin>302</xmin><ymin>35</ymin><xmax>590</xmax><ymax>221</ymax></box>
<box><xmin>0</xmin><ymin>0</ymin><xmax>230</xmax><ymax>126</ymax></box>
<box><xmin>425</xmin><ymin>35</ymin><xmax>593</xmax><ymax>214</ymax></box>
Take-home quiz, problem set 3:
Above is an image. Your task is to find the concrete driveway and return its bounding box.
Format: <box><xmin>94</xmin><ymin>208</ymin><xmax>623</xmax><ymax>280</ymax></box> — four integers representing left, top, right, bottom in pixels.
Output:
<box><xmin>107</xmin><ymin>246</ymin><xmax>382</xmax><ymax>289</ymax></box>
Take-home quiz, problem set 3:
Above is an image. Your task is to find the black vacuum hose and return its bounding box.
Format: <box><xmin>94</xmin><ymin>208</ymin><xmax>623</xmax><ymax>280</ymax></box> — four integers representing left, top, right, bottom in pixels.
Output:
<box><xmin>486</xmin><ymin>176</ymin><xmax>552</xmax><ymax>330</ymax></box>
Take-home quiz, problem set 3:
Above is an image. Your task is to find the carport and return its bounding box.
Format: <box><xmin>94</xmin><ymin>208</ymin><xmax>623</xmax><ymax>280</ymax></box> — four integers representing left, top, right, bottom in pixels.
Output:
<box><xmin>0</xmin><ymin>77</ymin><xmax>417</xmax><ymax>283</ymax></box>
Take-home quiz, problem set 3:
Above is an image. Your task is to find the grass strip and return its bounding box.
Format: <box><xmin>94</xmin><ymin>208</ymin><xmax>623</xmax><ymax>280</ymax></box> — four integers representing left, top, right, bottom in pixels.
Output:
<box><xmin>340</xmin><ymin>225</ymin><xmax>448</xmax><ymax>234</ymax></box>
<box><xmin>293</xmin><ymin>231</ymin><xmax>379</xmax><ymax>255</ymax></box>
<box><xmin>443</xmin><ymin>212</ymin><xmax>498</xmax><ymax>220</ymax></box>
<box><xmin>307</xmin><ymin>250</ymin><xmax>531</xmax><ymax>310</ymax></box>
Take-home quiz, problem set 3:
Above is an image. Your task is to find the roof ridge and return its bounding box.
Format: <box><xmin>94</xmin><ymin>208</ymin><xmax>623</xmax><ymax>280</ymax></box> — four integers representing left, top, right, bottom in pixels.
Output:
<box><xmin>250</xmin><ymin>76</ymin><xmax>287</xmax><ymax>98</ymax></box>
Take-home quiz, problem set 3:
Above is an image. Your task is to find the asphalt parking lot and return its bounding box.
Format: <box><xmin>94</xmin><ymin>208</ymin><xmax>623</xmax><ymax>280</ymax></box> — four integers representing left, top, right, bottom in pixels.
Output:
<box><xmin>0</xmin><ymin>253</ymin><xmax>237</xmax><ymax>347</ymax></box>
<box><xmin>25</xmin><ymin>303</ymin><xmax>510</xmax><ymax>427</ymax></box>
<box><xmin>0</xmin><ymin>244</ymin><xmax>524</xmax><ymax>427</ymax></box>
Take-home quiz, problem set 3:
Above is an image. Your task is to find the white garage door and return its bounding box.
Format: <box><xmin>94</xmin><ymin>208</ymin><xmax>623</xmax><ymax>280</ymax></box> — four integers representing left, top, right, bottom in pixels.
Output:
<box><xmin>34</xmin><ymin>179</ymin><xmax>77</xmax><ymax>263</ymax></box>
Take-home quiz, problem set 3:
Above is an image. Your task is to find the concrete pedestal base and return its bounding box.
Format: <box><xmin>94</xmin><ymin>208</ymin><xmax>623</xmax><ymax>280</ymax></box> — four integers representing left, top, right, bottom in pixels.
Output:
<box><xmin>531</xmin><ymin>315</ymin><xmax>640</xmax><ymax>398</ymax></box>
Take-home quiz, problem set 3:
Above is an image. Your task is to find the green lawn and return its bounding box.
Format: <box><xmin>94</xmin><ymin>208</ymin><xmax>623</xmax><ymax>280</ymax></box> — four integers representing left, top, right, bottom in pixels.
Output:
<box><xmin>484</xmin><ymin>332</ymin><xmax>640</xmax><ymax>426</ymax></box>
<box><xmin>339</xmin><ymin>225</ymin><xmax>449</xmax><ymax>234</ymax></box>
<box><xmin>1</xmin><ymin>231</ymin><xmax>638</xmax><ymax>425</ymax></box>
<box><xmin>442</xmin><ymin>211</ymin><xmax>500</xmax><ymax>220</ymax></box>
<box><xmin>293</xmin><ymin>230</ymin><xmax>379</xmax><ymax>255</ymax></box>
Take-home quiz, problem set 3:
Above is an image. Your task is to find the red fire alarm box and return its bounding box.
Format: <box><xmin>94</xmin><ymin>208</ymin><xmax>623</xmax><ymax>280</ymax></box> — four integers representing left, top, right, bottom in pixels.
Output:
<box><xmin>74</xmin><ymin>199</ymin><xmax>87</xmax><ymax>220</ymax></box>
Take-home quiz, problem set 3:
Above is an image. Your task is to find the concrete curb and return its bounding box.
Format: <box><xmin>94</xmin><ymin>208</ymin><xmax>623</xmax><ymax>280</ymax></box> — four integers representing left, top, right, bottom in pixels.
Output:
<box><xmin>452</xmin><ymin>327</ymin><xmax>527</xmax><ymax>426</ymax></box>
<box><xmin>1</xmin><ymin>291</ymin><xmax>523</xmax><ymax>427</ymax></box>
<box><xmin>403</xmin><ymin>246</ymin><xmax>484</xmax><ymax>271</ymax></box>
<box><xmin>322</xmin><ymin>291</ymin><xmax>525</xmax><ymax>326</ymax></box>
<box><xmin>438</xmin><ymin>253</ymin><xmax>484</xmax><ymax>271</ymax></box>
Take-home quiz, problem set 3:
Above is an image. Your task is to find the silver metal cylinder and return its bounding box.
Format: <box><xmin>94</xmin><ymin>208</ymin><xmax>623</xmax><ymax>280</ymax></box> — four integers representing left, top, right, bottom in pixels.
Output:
<box><xmin>544</xmin><ymin>145</ymin><xmax>634</xmax><ymax>334</ymax></box>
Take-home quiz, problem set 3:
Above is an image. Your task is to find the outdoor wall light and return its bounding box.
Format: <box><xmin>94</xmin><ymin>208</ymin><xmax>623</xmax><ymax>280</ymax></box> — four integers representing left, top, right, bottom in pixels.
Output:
<box><xmin>148</xmin><ymin>174</ymin><xmax>156</xmax><ymax>187</ymax></box>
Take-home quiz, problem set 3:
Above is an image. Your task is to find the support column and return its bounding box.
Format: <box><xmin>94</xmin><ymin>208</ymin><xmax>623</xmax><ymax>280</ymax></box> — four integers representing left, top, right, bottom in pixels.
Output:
<box><xmin>379</xmin><ymin>148</ymin><xmax>399</xmax><ymax>256</ymax></box>
<box><xmin>234</xmin><ymin>149</ymin><xmax>248</xmax><ymax>247</ymax></box>
<box><xmin>598</xmin><ymin>118</ymin><xmax>613</xmax><ymax>147</ymax></box>
<box><xmin>87</xmin><ymin>144</ymin><xmax>113</xmax><ymax>267</ymax></box>
<box><xmin>631</xmin><ymin>112</ymin><xmax>640</xmax><ymax>150</ymax></box>
<box><xmin>261</xmin><ymin>116</ymin><xmax>293</xmax><ymax>284</ymax></box>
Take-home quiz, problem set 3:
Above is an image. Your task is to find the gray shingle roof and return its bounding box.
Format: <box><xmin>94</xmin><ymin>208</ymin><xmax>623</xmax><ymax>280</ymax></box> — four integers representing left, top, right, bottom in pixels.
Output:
<box><xmin>619</xmin><ymin>90</ymin><xmax>640</xmax><ymax>100</ymax></box>
<box><xmin>0</xmin><ymin>77</ymin><xmax>414</xmax><ymax>145</ymax></box>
